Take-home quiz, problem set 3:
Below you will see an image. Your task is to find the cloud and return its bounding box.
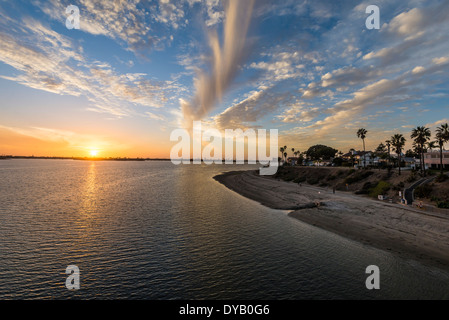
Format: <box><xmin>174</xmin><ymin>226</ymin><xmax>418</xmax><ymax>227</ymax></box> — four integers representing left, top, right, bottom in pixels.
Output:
<box><xmin>433</xmin><ymin>56</ymin><xmax>449</xmax><ymax>65</ymax></box>
<box><xmin>303</xmin><ymin>59</ymin><xmax>449</xmax><ymax>137</ymax></box>
<box><xmin>424</xmin><ymin>119</ymin><xmax>449</xmax><ymax>130</ymax></box>
<box><xmin>0</xmin><ymin>17</ymin><xmax>175</xmax><ymax>117</ymax></box>
<box><xmin>249</xmin><ymin>51</ymin><xmax>304</xmax><ymax>82</ymax></box>
<box><xmin>213</xmin><ymin>83</ymin><xmax>298</xmax><ymax>129</ymax></box>
<box><xmin>412</xmin><ymin>66</ymin><xmax>425</xmax><ymax>74</ymax></box>
<box><xmin>154</xmin><ymin>0</ymin><xmax>186</xmax><ymax>29</ymax></box>
<box><xmin>386</xmin><ymin>2</ymin><xmax>449</xmax><ymax>40</ymax></box>
<box><xmin>277</xmin><ymin>104</ymin><xmax>321</xmax><ymax>123</ymax></box>
<box><xmin>360</xmin><ymin>2</ymin><xmax>449</xmax><ymax>73</ymax></box>
<box><xmin>207</xmin><ymin>0</ymin><xmax>449</xmax><ymax>147</ymax></box>
<box><xmin>298</xmin><ymin>65</ymin><xmax>383</xmax><ymax>100</ymax></box>
<box><xmin>181</xmin><ymin>0</ymin><xmax>255</xmax><ymax>127</ymax></box>
<box><xmin>386</xmin><ymin>8</ymin><xmax>425</xmax><ymax>39</ymax></box>
<box><xmin>35</xmin><ymin>0</ymin><xmax>187</xmax><ymax>56</ymax></box>
<box><xmin>146</xmin><ymin>111</ymin><xmax>165</xmax><ymax>121</ymax></box>
<box><xmin>203</xmin><ymin>0</ymin><xmax>225</xmax><ymax>26</ymax></box>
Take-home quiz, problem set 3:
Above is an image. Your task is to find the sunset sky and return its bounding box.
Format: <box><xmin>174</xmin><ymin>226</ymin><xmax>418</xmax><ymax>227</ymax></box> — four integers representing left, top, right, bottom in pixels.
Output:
<box><xmin>1</xmin><ymin>0</ymin><xmax>448</xmax><ymax>158</ymax></box>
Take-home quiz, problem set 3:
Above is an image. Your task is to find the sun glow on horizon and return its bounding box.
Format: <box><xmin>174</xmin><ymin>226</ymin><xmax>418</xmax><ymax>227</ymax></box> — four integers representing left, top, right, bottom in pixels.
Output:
<box><xmin>89</xmin><ymin>149</ymin><xmax>99</xmax><ymax>157</ymax></box>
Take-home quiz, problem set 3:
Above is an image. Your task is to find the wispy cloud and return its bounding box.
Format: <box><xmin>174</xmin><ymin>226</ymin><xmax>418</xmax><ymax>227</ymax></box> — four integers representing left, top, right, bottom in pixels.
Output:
<box><xmin>181</xmin><ymin>0</ymin><xmax>255</xmax><ymax>127</ymax></box>
<box><xmin>0</xmin><ymin>16</ymin><xmax>177</xmax><ymax>117</ymax></box>
<box><xmin>214</xmin><ymin>86</ymin><xmax>290</xmax><ymax>129</ymax></box>
<box><xmin>214</xmin><ymin>0</ymin><xmax>449</xmax><ymax>151</ymax></box>
<box><xmin>36</xmin><ymin>0</ymin><xmax>157</xmax><ymax>56</ymax></box>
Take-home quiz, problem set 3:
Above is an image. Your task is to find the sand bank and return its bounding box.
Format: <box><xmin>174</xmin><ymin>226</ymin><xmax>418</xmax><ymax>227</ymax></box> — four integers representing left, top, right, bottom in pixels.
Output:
<box><xmin>214</xmin><ymin>170</ymin><xmax>449</xmax><ymax>268</ymax></box>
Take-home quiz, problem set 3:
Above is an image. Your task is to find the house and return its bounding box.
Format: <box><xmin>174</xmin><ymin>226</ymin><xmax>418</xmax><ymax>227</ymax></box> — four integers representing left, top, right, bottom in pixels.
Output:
<box><xmin>287</xmin><ymin>157</ymin><xmax>301</xmax><ymax>166</ymax></box>
<box><xmin>389</xmin><ymin>154</ymin><xmax>424</xmax><ymax>170</ymax></box>
<box><xmin>304</xmin><ymin>160</ymin><xmax>315</xmax><ymax>166</ymax></box>
<box><xmin>313</xmin><ymin>159</ymin><xmax>333</xmax><ymax>166</ymax></box>
<box><xmin>354</xmin><ymin>151</ymin><xmax>379</xmax><ymax>167</ymax></box>
<box><xmin>423</xmin><ymin>151</ymin><xmax>449</xmax><ymax>169</ymax></box>
<box><xmin>403</xmin><ymin>157</ymin><xmax>421</xmax><ymax>169</ymax></box>
<box><xmin>342</xmin><ymin>150</ymin><xmax>378</xmax><ymax>167</ymax></box>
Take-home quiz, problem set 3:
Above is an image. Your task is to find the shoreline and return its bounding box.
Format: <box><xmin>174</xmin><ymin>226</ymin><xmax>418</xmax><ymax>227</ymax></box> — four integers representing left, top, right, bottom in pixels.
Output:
<box><xmin>214</xmin><ymin>170</ymin><xmax>449</xmax><ymax>269</ymax></box>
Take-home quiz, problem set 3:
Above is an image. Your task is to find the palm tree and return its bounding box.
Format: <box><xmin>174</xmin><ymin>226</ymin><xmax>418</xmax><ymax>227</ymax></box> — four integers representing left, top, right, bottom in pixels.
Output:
<box><xmin>436</xmin><ymin>123</ymin><xmax>449</xmax><ymax>175</ymax></box>
<box><xmin>426</xmin><ymin>141</ymin><xmax>436</xmax><ymax>152</ymax></box>
<box><xmin>385</xmin><ymin>140</ymin><xmax>391</xmax><ymax>167</ymax></box>
<box><xmin>411</xmin><ymin>126</ymin><xmax>431</xmax><ymax>176</ymax></box>
<box><xmin>376</xmin><ymin>143</ymin><xmax>386</xmax><ymax>153</ymax></box>
<box><xmin>349</xmin><ymin>148</ymin><xmax>355</xmax><ymax>167</ymax></box>
<box><xmin>375</xmin><ymin>143</ymin><xmax>387</xmax><ymax>168</ymax></box>
<box><xmin>391</xmin><ymin>134</ymin><xmax>406</xmax><ymax>175</ymax></box>
<box><xmin>280</xmin><ymin>147</ymin><xmax>285</xmax><ymax>163</ymax></box>
<box><xmin>357</xmin><ymin>128</ymin><xmax>368</xmax><ymax>168</ymax></box>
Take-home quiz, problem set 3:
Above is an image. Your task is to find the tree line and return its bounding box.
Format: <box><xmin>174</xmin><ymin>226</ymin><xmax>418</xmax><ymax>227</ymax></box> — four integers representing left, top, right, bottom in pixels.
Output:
<box><xmin>356</xmin><ymin>123</ymin><xmax>449</xmax><ymax>175</ymax></box>
<box><xmin>280</xmin><ymin>123</ymin><xmax>449</xmax><ymax>176</ymax></box>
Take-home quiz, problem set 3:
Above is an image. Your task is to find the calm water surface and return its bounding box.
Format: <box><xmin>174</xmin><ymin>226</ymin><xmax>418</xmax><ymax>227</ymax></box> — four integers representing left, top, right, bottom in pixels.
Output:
<box><xmin>1</xmin><ymin>159</ymin><xmax>449</xmax><ymax>299</ymax></box>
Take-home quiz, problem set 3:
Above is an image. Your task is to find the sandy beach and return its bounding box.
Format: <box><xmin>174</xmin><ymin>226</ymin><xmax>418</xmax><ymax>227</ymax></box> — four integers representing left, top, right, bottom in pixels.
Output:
<box><xmin>214</xmin><ymin>170</ymin><xmax>449</xmax><ymax>268</ymax></box>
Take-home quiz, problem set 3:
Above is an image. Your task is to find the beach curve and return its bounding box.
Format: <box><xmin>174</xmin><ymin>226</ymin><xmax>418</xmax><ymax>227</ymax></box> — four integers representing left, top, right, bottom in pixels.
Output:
<box><xmin>214</xmin><ymin>170</ymin><xmax>449</xmax><ymax>269</ymax></box>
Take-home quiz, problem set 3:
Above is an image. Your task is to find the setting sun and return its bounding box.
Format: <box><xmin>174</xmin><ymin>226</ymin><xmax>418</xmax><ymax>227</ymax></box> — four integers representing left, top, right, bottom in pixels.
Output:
<box><xmin>89</xmin><ymin>149</ymin><xmax>99</xmax><ymax>157</ymax></box>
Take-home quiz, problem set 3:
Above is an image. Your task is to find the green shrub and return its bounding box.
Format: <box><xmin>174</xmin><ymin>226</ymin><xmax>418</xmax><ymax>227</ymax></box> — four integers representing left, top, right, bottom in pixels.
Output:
<box><xmin>336</xmin><ymin>183</ymin><xmax>347</xmax><ymax>191</ymax></box>
<box><xmin>345</xmin><ymin>171</ymin><xmax>374</xmax><ymax>184</ymax></box>
<box><xmin>355</xmin><ymin>181</ymin><xmax>373</xmax><ymax>194</ymax></box>
<box><xmin>362</xmin><ymin>181</ymin><xmax>373</xmax><ymax>189</ymax></box>
<box><xmin>387</xmin><ymin>167</ymin><xmax>393</xmax><ymax>178</ymax></box>
<box><xmin>435</xmin><ymin>174</ymin><xmax>449</xmax><ymax>183</ymax></box>
<box><xmin>369</xmin><ymin>181</ymin><xmax>391</xmax><ymax>198</ymax></box>
<box><xmin>293</xmin><ymin>176</ymin><xmax>306</xmax><ymax>183</ymax></box>
<box><xmin>407</xmin><ymin>172</ymin><xmax>417</xmax><ymax>183</ymax></box>
<box><xmin>307</xmin><ymin>177</ymin><xmax>320</xmax><ymax>185</ymax></box>
<box><xmin>437</xmin><ymin>201</ymin><xmax>449</xmax><ymax>209</ymax></box>
<box><xmin>414</xmin><ymin>184</ymin><xmax>433</xmax><ymax>199</ymax></box>
<box><xmin>393</xmin><ymin>181</ymin><xmax>405</xmax><ymax>191</ymax></box>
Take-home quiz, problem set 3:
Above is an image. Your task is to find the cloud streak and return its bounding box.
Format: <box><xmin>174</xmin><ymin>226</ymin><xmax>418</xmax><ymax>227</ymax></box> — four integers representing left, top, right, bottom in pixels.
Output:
<box><xmin>181</xmin><ymin>0</ymin><xmax>255</xmax><ymax>127</ymax></box>
<box><xmin>0</xmin><ymin>16</ymin><xmax>177</xmax><ymax>117</ymax></box>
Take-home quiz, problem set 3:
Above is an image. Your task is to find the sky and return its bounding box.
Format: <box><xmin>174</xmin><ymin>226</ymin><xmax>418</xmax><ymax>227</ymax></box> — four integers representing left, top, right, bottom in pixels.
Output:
<box><xmin>0</xmin><ymin>0</ymin><xmax>448</xmax><ymax>158</ymax></box>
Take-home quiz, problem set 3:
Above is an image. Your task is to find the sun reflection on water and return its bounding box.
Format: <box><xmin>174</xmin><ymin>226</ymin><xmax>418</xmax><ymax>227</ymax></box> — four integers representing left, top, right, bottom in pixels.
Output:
<box><xmin>80</xmin><ymin>162</ymin><xmax>99</xmax><ymax>223</ymax></box>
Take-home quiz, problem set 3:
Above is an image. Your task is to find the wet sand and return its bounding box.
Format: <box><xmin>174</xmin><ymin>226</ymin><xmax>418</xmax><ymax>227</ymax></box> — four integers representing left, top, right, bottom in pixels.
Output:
<box><xmin>214</xmin><ymin>170</ymin><xmax>449</xmax><ymax>268</ymax></box>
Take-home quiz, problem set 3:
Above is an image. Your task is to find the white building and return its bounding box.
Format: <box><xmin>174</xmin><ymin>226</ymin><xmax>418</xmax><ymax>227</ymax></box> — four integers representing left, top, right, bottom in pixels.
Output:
<box><xmin>424</xmin><ymin>151</ymin><xmax>449</xmax><ymax>169</ymax></box>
